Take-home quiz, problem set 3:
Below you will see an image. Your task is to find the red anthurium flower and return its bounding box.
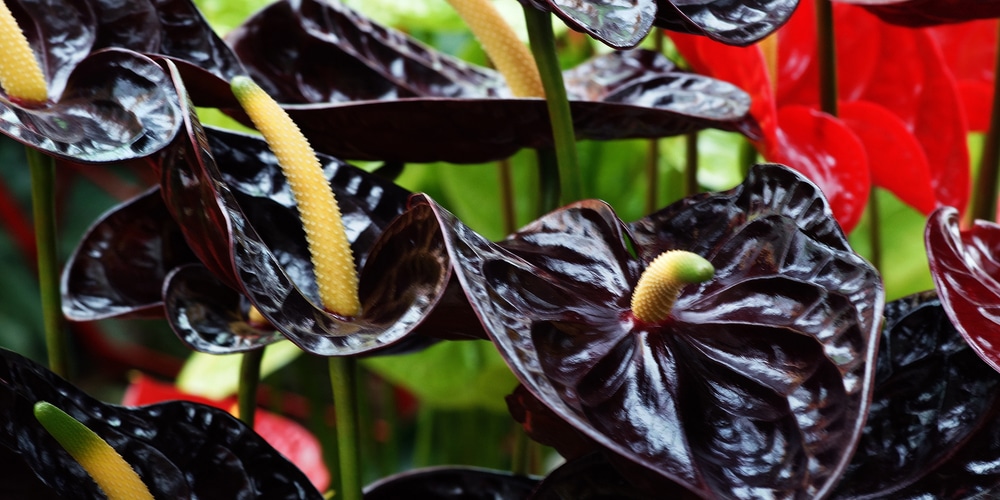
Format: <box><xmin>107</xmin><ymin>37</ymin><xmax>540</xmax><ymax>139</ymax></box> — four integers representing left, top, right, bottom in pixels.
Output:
<box><xmin>122</xmin><ymin>374</ymin><xmax>330</xmax><ymax>492</ymax></box>
<box><xmin>672</xmin><ymin>0</ymin><xmax>970</xmax><ymax>232</ymax></box>
<box><xmin>925</xmin><ymin>20</ymin><xmax>996</xmax><ymax>132</ymax></box>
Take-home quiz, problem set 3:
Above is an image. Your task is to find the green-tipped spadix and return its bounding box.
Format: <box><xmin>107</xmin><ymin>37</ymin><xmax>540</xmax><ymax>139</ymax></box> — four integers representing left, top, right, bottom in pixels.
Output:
<box><xmin>631</xmin><ymin>250</ymin><xmax>714</xmax><ymax>323</ymax></box>
<box><xmin>0</xmin><ymin>0</ymin><xmax>47</xmax><ymax>104</ymax></box>
<box><xmin>33</xmin><ymin>401</ymin><xmax>154</xmax><ymax>500</ymax></box>
<box><xmin>231</xmin><ymin>76</ymin><xmax>361</xmax><ymax>317</ymax></box>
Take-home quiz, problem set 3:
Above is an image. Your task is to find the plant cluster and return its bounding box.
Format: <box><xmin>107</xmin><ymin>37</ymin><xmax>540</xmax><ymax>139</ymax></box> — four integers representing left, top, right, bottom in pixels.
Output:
<box><xmin>2</xmin><ymin>0</ymin><xmax>1000</xmax><ymax>498</ymax></box>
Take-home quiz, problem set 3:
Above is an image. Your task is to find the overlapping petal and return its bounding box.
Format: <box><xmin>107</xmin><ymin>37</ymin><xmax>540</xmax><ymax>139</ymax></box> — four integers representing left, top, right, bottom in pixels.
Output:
<box><xmin>832</xmin><ymin>291</ymin><xmax>1000</xmax><ymax>497</ymax></box>
<box><xmin>0</xmin><ymin>348</ymin><xmax>323</xmax><ymax>499</ymax></box>
<box><xmin>390</xmin><ymin>164</ymin><xmax>881</xmax><ymax>497</ymax></box>
<box><xmin>223</xmin><ymin>0</ymin><xmax>760</xmax><ymax>163</ymax></box>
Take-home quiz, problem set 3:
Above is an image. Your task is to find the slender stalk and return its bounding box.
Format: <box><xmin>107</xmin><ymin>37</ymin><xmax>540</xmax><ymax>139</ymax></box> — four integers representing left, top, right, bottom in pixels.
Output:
<box><xmin>329</xmin><ymin>357</ymin><xmax>361</xmax><ymax>500</ymax></box>
<box><xmin>497</xmin><ymin>158</ymin><xmax>517</xmax><ymax>234</ymax></box>
<box><xmin>971</xmin><ymin>19</ymin><xmax>1000</xmax><ymax>223</ymax></box>
<box><xmin>815</xmin><ymin>0</ymin><xmax>838</xmax><ymax>117</ymax></box>
<box><xmin>535</xmin><ymin>147</ymin><xmax>560</xmax><ymax>214</ymax></box>
<box><xmin>740</xmin><ymin>139</ymin><xmax>758</xmax><ymax>177</ymax></box>
<box><xmin>510</xmin><ymin>425</ymin><xmax>531</xmax><ymax>475</ymax></box>
<box><xmin>237</xmin><ymin>348</ymin><xmax>264</xmax><ymax>429</ymax></box>
<box><xmin>867</xmin><ymin>190</ymin><xmax>882</xmax><ymax>269</ymax></box>
<box><xmin>523</xmin><ymin>6</ymin><xmax>582</xmax><ymax>204</ymax></box>
<box><xmin>646</xmin><ymin>31</ymin><xmax>665</xmax><ymax>213</ymax></box>
<box><xmin>684</xmin><ymin>132</ymin><xmax>699</xmax><ymax>197</ymax></box>
<box><xmin>27</xmin><ymin>148</ymin><xmax>67</xmax><ymax>378</ymax></box>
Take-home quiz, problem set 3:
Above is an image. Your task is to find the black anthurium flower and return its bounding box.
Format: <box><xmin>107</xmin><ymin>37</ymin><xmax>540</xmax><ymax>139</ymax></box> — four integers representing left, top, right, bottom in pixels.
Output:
<box><xmin>0</xmin><ymin>347</ymin><xmax>323</xmax><ymax>499</ymax></box>
<box><xmin>223</xmin><ymin>0</ymin><xmax>760</xmax><ymax>163</ymax></box>
<box><xmin>387</xmin><ymin>163</ymin><xmax>882</xmax><ymax>497</ymax></box>
<box><xmin>831</xmin><ymin>291</ymin><xmax>1000</xmax><ymax>498</ymax></box>
<box><xmin>63</xmin><ymin>69</ymin><xmax>484</xmax><ymax>355</ymax></box>
<box><xmin>518</xmin><ymin>0</ymin><xmax>799</xmax><ymax>49</ymax></box>
<box><xmin>363</xmin><ymin>466</ymin><xmax>539</xmax><ymax>500</ymax></box>
<box><xmin>1</xmin><ymin>0</ymin><xmax>246</xmax><ymax>162</ymax></box>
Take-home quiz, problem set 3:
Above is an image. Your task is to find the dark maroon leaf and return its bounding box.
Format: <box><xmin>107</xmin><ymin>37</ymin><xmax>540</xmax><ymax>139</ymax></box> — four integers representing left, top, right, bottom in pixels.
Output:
<box><xmin>925</xmin><ymin>206</ymin><xmax>1000</xmax><ymax>373</ymax></box>
<box><xmin>363</xmin><ymin>466</ymin><xmax>538</xmax><ymax>499</ymax></box>
<box><xmin>0</xmin><ymin>347</ymin><xmax>323</xmax><ymax>499</ymax></box>
<box><xmin>0</xmin><ymin>49</ymin><xmax>182</xmax><ymax>162</ymax></box>
<box><xmin>61</xmin><ymin>187</ymin><xmax>197</xmax><ymax>321</ymax></box>
<box><xmin>416</xmin><ymin>163</ymin><xmax>881</xmax><ymax>498</ymax></box>
<box><xmin>831</xmin><ymin>0</ymin><xmax>1000</xmax><ymax>26</ymax></box>
<box><xmin>155</xmin><ymin>71</ymin><xmax>480</xmax><ymax>355</ymax></box>
<box><xmin>832</xmin><ymin>291</ymin><xmax>1000</xmax><ymax>498</ymax></box>
<box><xmin>530</xmin><ymin>452</ymin><xmax>695</xmax><ymax>499</ymax></box>
<box><xmin>226</xmin><ymin>0</ymin><xmax>759</xmax><ymax>163</ymax></box>
<box><xmin>517</xmin><ymin>0</ymin><xmax>797</xmax><ymax>48</ymax></box>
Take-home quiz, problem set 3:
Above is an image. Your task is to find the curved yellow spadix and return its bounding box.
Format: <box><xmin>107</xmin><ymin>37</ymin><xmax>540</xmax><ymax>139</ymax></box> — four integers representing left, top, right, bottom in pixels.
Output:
<box><xmin>445</xmin><ymin>0</ymin><xmax>543</xmax><ymax>98</ymax></box>
<box><xmin>631</xmin><ymin>250</ymin><xmax>714</xmax><ymax>324</ymax></box>
<box><xmin>231</xmin><ymin>76</ymin><xmax>361</xmax><ymax>317</ymax></box>
<box><xmin>34</xmin><ymin>401</ymin><xmax>154</xmax><ymax>500</ymax></box>
<box><xmin>0</xmin><ymin>0</ymin><xmax>47</xmax><ymax>104</ymax></box>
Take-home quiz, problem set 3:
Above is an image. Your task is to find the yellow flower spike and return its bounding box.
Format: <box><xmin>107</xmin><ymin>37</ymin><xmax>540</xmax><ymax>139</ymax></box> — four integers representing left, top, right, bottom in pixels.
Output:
<box><xmin>33</xmin><ymin>401</ymin><xmax>154</xmax><ymax>500</ymax></box>
<box><xmin>231</xmin><ymin>76</ymin><xmax>361</xmax><ymax>317</ymax></box>
<box><xmin>631</xmin><ymin>250</ymin><xmax>714</xmax><ymax>324</ymax></box>
<box><xmin>0</xmin><ymin>0</ymin><xmax>47</xmax><ymax>104</ymax></box>
<box><xmin>445</xmin><ymin>0</ymin><xmax>544</xmax><ymax>98</ymax></box>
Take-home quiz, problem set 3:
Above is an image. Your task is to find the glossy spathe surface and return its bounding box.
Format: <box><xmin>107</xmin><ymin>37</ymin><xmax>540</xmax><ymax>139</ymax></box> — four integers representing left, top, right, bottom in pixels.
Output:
<box><xmin>518</xmin><ymin>0</ymin><xmax>798</xmax><ymax>49</ymax></box>
<box><xmin>0</xmin><ymin>0</ymin><xmax>247</xmax><ymax>162</ymax></box>
<box><xmin>925</xmin><ymin>206</ymin><xmax>1000</xmax><ymax>373</ymax></box>
<box><xmin>832</xmin><ymin>291</ymin><xmax>1000</xmax><ymax>498</ymax></box>
<box><xmin>419</xmin><ymin>163</ymin><xmax>882</xmax><ymax>498</ymax></box>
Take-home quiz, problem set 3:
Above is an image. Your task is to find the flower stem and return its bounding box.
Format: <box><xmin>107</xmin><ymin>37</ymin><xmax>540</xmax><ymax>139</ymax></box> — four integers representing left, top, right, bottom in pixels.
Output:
<box><xmin>329</xmin><ymin>357</ymin><xmax>361</xmax><ymax>500</ymax></box>
<box><xmin>646</xmin><ymin>31</ymin><xmax>665</xmax><ymax>214</ymax></box>
<box><xmin>971</xmin><ymin>19</ymin><xmax>1000</xmax><ymax>223</ymax></box>
<box><xmin>535</xmin><ymin>147</ymin><xmax>560</xmax><ymax>215</ymax></box>
<box><xmin>497</xmin><ymin>158</ymin><xmax>517</xmax><ymax>234</ymax></box>
<box><xmin>27</xmin><ymin>148</ymin><xmax>67</xmax><ymax>378</ymax></box>
<box><xmin>684</xmin><ymin>132</ymin><xmax>699</xmax><ymax>197</ymax></box>
<box><xmin>237</xmin><ymin>348</ymin><xmax>264</xmax><ymax>429</ymax></box>
<box><xmin>815</xmin><ymin>0</ymin><xmax>837</xmax><ymax>117</ymax></box>
<box><xmin>523</xmin><ymin>6</ymin><xmax>581</xmax><ymax>205</ymax></box>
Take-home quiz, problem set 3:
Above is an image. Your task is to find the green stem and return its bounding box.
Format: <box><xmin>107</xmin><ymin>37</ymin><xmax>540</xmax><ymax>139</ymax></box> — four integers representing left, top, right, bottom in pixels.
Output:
<box><xmin>684</xmin><ymin>132</ymin><xmax>699</xmax><ymax>197</ymax></box>
<box><xmin>971</xmin><ymin>19</ymin><xmax>1000</xmax><ymax>223</ymax></box>
<box><xmin>497</xmin><ymin>158</ymin><xmax>517</xmax><ymax>234</ymax></box>
<box><xmin>510</xmin><ymin>424</ymin><xmax>531</xmax><ymax>475</ymax></box>
<box><xmin>27</xmin><ymin>148</ymin><xmax>67</xmax><ymax>378</ymax></box>
<box><xmin>867</xmin><ymin>189</ymin><xmax>882</xmax><ymax>269</ymax></box>
<box><xmin>535</xmin><ymin>147</ymin><xmax>560</xmax><ymax>215</ymax></box>
<box><xmin>646</xmin><ymin>31</ymin><xmax>665</xmax><ymax>214</ymax></box>
<box><xmin>329</xmin><ymin>357</ymin><xmax>361</xmax><ymax>500</ymax></box>
<box><xmin>815</xmin><ymin>0</ymin><xmax>838</xmax><ymax>117</ymax></box>
<box><xmin>740</xmin><ymin>138</ymin><xmax>758</xmax><ymax>177</ymax></box>
<box><xmin>523</xmin><ymin>6</ymin><xmax>581</xmax><ymax>204</ymax></box>
<box><xmin>237</xmin><ymin>348</ymin><xmax>264</xmax><ymax>429</ymax></box>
